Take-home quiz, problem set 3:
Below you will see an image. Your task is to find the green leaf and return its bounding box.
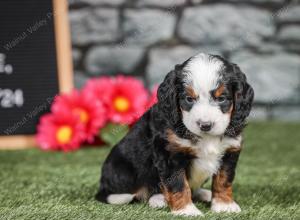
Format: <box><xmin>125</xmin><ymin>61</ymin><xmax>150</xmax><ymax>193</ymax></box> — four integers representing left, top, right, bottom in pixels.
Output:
<box><xmin>99</xmin><ymin>123</ymin><xmax>129</xmax><ymax>147</ymax></box>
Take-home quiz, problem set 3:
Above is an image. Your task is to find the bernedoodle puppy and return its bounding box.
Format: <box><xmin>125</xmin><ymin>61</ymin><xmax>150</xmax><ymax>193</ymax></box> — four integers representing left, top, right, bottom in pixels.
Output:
<box><xmin>95</xmin><ymin>53</ymin><xmax>254</xmax><ymax>217</ymax></box>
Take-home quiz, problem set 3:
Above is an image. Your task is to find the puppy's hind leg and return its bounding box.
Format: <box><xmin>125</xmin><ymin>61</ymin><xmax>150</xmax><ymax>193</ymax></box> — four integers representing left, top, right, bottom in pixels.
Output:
<box><xmin>96</xmin><ymin>147</ymin><xmax>138</xmax><ymax>205</ymax></box>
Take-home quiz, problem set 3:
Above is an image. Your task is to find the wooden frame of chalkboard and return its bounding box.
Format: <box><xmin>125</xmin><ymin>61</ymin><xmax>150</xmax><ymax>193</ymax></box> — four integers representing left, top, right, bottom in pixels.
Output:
<box><xmin>0</xmin><ymin>0</ymin><xmax>73</xmax><ymax>149</ymax></box>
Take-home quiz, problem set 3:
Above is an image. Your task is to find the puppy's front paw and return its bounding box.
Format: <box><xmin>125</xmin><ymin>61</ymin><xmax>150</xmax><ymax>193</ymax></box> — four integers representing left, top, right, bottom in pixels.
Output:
<box><xmin>211</xmin><ymin>199</ymin><xmax>241</xmax><ymax>213</ymax></box>
<box><xmin>172</xmin><ymin>203</ymin><xmax>204</xmax><ymax>217</ymax></box>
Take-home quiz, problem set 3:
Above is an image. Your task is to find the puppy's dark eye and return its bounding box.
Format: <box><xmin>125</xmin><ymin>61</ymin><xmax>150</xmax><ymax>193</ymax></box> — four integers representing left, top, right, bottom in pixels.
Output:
<box><xmin>185</xmin><ymin>96</ymin><xmax>195</xmax><ymax>104</ymax></box>
<box><xmin>216</xmin><ymin>96</ymin><xmax>226</xmax><ymax>103</ymax></box>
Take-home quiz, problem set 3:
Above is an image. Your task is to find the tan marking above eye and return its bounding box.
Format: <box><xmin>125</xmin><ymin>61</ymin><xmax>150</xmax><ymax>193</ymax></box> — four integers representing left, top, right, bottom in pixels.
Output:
<box><xmin>214</xmin><ymin>84</ymin><xmax>225</xmax><ymax>98</ymax></box>
<box><xmin>186</xmin><ymin>86</ymin><xmax>198</xmax><ymax>99</ymax></box>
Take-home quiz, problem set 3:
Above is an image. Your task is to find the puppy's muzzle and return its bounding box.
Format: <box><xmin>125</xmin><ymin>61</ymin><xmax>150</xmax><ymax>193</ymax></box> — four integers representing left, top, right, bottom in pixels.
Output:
<box><xmin>197</xmin><ymin>120</ymin><xmax>214</xmax><ymax>132</ymax></box>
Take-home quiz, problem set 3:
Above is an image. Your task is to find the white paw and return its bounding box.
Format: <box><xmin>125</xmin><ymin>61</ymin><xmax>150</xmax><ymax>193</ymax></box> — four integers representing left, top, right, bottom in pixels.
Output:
<box><xmin>106</xmin><ymin>194</ymin><xmax>135</xmax><ymax>205</ymax></box>
<box><xmin>193</xmin><ymin>188</ymin><xmax>212</xmax><ymax>202</ymax></box>
<box><xmin>211</xmin><ymin>199</ymin><xmax>241</xmax><ymax>213</ymax></box>
<box><xmin>172</xmin><ymin>203</ymin><xmax>204</xmax><ymax>217</ymax></box>
<box><xmin>149</xmin><ymin>194</ymin><xmax>167</xmax><ymax>208</ymax></box>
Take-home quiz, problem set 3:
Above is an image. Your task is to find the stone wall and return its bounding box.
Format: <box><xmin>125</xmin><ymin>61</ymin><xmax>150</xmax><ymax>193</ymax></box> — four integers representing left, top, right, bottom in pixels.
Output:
<box><xmin>68</xmin><ymin>0</ymin><xmax>300</xmax><ymax>121</ymax></box>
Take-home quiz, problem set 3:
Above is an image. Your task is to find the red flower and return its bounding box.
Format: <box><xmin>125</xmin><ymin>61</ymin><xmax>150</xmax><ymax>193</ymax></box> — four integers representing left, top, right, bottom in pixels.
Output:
<box><xmin>146</xmin><ymin>85</ymin><xmax>158</xmax><ymax>109</ymax></box>
<box><xmin>109</xmin><ymin>76</ymin><xmax>149</xmax><ymax>124</ymax></box>
<box><xmin>36</xmin><ymin>111</ymin><xmax>85</xmax><ymax>151</ymax></box>
<box><xmin>83</xmin><ymin>76</ymin><xmax>149</xmax><ymax>124</ymax></box>
<box><xmin>51</xmin><ymin>90</ymin><xmax>107</xmax><ymax>142</ymax></box>
<box><xmin>82</xmin><ymin>77</ymin><xmax>115</xmax><ymax>109</ymax></box>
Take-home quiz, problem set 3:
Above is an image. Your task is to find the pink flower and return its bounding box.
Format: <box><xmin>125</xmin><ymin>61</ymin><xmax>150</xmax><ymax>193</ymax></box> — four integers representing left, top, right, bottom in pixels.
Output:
<box><xmin>51</xmin><ymin>90</ymin><xmax>106</xmax><ymax>142</ymax></box>
<box><xmin>36</xmin><ymin>111</ymin><xmax>85</xmax><ymax>151</ymax></box>
<box><xmin>83</xmin><ymin>76</ymin><xmax>149</xmax><ymax>124</ymax></box>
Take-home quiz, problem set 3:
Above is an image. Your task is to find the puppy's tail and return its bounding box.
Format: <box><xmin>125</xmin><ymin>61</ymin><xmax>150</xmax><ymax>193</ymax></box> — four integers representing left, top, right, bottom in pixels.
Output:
<box><xmin>95</xmin><ymin>190</ymin><xmax>135</xmax><ymax>205</ymax></box>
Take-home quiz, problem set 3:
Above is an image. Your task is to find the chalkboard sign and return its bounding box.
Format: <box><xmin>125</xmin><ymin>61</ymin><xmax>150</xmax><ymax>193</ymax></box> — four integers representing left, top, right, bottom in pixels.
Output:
<box><xmin>0</xmin><ymin>0</ymin><xmax>73</xmax><ymax>149</ymax></box>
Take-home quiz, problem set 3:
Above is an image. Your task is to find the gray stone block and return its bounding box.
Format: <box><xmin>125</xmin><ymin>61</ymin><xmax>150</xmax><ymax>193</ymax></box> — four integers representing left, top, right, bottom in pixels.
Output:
<box><xmin>277</xmin><ymin>5</ymin><xmax>300</xmax><ymax>22</ymax></box>
<box><xmin>85</xmin><ymin>46</ymin><xmax>145</xmax><ymax>75</ymax></box>
<box><xmin>225</xmin><ymin>0</ymin><xmax>284</xmax><ymax>3</ymax></box>
<box><xmin>278</xmin><ymin>25</ymin><xmax>300</xmax><ymax>42</ymax></box>
<box><xmin>190</xmin><ymin>0</ymin><xmax>203</xmax><ymax>4</ymax></box>
<box><xmin>285</xmin><ymin>44</ymin><xmax>300</xmax><ymax>53</ymax></box>
<box><xmin>72</xmin><ymin>48</ymin><xmax>82</xmax><ymax>68</ymax></box>
<box><xmin>272</xmin><ymin>106</ymin><xmax>300</xmax><ymax>121</ymax></box>
<box><xmin>123</xmin><ymin>9</ymin><xmax>176</xmax><ymax>46</ymax></box>
<box><xmin>69</xmin><ymin>8</ymin><xmax>119</xmax><ymax>45</ymax></box>
<box><xmin>248</xmin><ymin>107</ymin><xmax>268</xmax><ymax>121</ymax></box>
<box><xmin>256</xmin><ymin>43</ymin><xmax>283</xmax><ymax>53</ymax></box>
<box><xmin>178</xmin><ymin>5</ymin><xmax>275</xmax><ymax>50</ymax></box>
<box><xmin>68</xmin><ymin>0</ymin><xmax>126</xmax><ymax>6</ymax></box>
<box><xmin>74</xmin><ymin>71</ymin><xmax>89</xmax><ymax>88</ymax></box>
<box><xmin>201</xmin><ymin>46</ymin><xmax>224</xmax><ymax>57</ymax></box>
<box><xmin>146</xmin><ymin>46</ymin><xmax>223</xmax><ymax>86</ymax></box>
<box><xmin>146</xmin><ymin>46</ymin><xmax>197</xmax><ymax>86</ymax></box>
<box><xmin>137</xmin><ymin>0</ymin><xmax>186</xmax><ymax>7</ymax></box>
<box><xmin>231</xmin><ymin>51</ymin><xmax>300</xmax><ymax>104</ymax></box>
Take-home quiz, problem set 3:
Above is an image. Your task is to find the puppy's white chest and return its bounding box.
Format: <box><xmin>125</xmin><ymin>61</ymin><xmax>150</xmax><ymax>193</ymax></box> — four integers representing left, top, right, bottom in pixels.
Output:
<box><xmin>172</xmin><ymin>134</ymin><xmax>242</xmax><ymax>190</ymax></box>
<box><xmin>188</xmin><ymin>137</ymin><xmax>236</xmax><ymax>189</ymax></box>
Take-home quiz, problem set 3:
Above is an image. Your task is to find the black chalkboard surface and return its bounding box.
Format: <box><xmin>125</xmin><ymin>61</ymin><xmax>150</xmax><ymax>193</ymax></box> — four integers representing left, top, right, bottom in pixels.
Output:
<box><xmin>0</xmin><ymin>0</ymin><xmax>73</xmax><ymax>148</ymax></box>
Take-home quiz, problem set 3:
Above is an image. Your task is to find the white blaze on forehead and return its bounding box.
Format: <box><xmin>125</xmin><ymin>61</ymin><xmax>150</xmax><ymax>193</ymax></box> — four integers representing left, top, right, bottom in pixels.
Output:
<box><xmin>183</xmin><ymin>53</ymin><xmax>224</xmax><ymax>96</ymax></box>
<box><xmin>181</xmin><ymin>53</ymin><xmax>230</xmax><ymax>136</ymax></box>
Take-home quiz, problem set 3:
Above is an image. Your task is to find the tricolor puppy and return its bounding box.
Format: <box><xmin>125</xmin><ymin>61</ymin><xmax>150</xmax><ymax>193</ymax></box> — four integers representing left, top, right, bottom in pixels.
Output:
<box><xmin>96</xmin><ymin>53</ymin><xmax>254</xmax><ymax>217</ymax></box>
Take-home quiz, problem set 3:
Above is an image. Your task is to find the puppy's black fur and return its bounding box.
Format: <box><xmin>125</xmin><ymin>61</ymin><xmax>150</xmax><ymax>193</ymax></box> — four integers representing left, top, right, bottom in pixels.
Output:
<box><xmin>95</xmin><ymin>54</ymin><xmax>254</xmax><ymax>208</ymax></box>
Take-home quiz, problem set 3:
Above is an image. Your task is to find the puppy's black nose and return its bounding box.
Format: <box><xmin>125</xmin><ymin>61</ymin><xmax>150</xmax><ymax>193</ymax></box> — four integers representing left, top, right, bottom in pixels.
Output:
<box><xmin>197</xmin><ymin>121</ymin><xmax>213</xmax><ymax>132</ymax></box>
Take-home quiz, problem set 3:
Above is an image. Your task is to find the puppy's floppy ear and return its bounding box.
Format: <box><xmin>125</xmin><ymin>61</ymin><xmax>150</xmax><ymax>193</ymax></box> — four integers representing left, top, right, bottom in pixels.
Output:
<box><xmin>225</xmin><ymin>64</ymin><xmax>254</xmax><ymax>137</ymax></box>
<box><xmin>157</xmin><ymin>69</ymin><xmax>180</xmax><ymax>126</ymax></box>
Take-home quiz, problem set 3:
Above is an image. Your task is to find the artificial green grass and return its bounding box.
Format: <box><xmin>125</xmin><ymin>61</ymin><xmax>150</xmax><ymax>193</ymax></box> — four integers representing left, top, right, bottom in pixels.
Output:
<box><xmin>0</xmin><ymin>122</ymin><xmax>299</xmax><ymax>220</ymax></box>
